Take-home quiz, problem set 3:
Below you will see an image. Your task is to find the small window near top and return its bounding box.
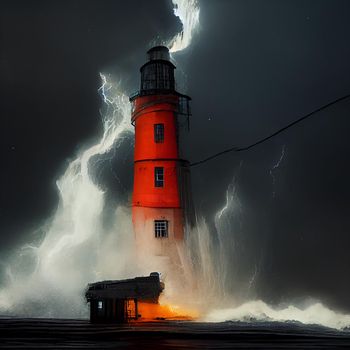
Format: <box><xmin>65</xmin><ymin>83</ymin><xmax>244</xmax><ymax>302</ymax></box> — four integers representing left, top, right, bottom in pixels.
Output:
<box><xmin>98</xmin><ymin>301</ymin><xmax>103</xmax><ymax>309</ymax></box>
<box><xmin>155</xmin><ymin>220</ymin><xmax>168</xmax><ymax>238</ymax></box>
<box><xmin>154</xmin><ymin>124</ymin><xmax>164</xmax><ymax>143</ymax></box>
<box><xmin>155</xmin><ymin>167</ymin><xmax>164</xmax><ymax>187</ymax></box>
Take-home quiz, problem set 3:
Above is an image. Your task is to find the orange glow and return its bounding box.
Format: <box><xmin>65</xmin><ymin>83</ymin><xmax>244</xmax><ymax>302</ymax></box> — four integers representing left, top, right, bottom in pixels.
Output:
<box><xmin>137</xmin><ymin>302</ymin><xmax>199</xmax><ymax>321</ymax></box>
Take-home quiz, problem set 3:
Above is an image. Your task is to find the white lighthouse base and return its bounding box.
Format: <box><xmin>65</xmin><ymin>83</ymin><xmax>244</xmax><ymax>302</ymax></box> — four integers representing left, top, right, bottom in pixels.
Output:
<box><xmin>132</xmin><ymin>206</ymin><xmax>194</xmax><ymax>300</ymax></box>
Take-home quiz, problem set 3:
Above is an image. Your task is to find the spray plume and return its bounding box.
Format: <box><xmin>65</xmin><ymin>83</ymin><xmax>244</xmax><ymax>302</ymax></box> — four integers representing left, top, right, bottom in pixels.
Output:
<box><xmin>168</xmin><ymin>0</ymin><xmax>200</xmax><ymax>52</ymax></box>
<box><xmin>0</xmin><ymin>75</ymin><xmax>134</xmax><ymax>317</ymax></box>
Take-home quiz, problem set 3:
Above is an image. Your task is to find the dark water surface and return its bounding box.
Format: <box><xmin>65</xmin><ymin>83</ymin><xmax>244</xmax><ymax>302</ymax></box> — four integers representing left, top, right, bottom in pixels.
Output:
<box><xmin>0</xmin><ymin>317</ymin><xmax>350</xmax><ymax>349</ymax></box>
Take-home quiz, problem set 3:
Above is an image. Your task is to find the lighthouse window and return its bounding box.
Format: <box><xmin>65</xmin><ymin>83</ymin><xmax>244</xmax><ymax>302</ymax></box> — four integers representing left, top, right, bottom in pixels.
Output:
<box><xmin>154</xmin><ymin>124</ymin><xmax>164</xmax><ymax>143</ymax></box>
<box><xmin>154</xmin><ymin>220</ymin><xmax>168</xmax><ymax>238</ymax></box>
<box><xmin>155</xmin><ymin>167</ymin><xmax>164</xmax><ymax>187</ymax></box>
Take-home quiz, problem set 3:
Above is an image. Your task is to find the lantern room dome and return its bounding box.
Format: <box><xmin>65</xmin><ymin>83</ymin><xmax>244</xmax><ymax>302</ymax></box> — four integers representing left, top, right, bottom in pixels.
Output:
<box><xmin>139</xmin><ymin>46</ymin><xmax>175</xmax><ymax>94</ymax></box>
<box><xmin>147</xmin><ymin>46</ymin><xmax>170</xmax><ymax>61</ymax></box>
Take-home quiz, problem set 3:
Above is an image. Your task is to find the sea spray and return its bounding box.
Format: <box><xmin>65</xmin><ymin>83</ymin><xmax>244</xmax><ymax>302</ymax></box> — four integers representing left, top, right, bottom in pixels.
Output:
<box><xmin>0</xmin><ymin>0</ymin><xmax>201</xmax><ymax>318</ymax></box>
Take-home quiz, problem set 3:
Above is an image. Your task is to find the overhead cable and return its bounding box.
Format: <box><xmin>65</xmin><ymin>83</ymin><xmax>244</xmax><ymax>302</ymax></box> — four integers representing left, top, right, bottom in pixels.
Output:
<box><xmin>190</xmin><ymin>94</ymin><xmax>350</xmax><ymax>167</ymax></box>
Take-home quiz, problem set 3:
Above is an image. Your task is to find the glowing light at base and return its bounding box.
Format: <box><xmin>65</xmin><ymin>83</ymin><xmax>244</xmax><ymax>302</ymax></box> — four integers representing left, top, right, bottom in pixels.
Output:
<box><xmin>138</xmin><ymin>302</ymin><xmax>199</xmax><ymax>321</ymax></box>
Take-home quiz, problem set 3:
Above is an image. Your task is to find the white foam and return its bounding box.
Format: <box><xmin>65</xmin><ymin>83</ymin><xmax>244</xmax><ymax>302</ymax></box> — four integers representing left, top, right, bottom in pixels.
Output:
<box><xmin>205</xmin><ymin>300</ymin><xmax>350</xmax><ymax>330</ymax></box>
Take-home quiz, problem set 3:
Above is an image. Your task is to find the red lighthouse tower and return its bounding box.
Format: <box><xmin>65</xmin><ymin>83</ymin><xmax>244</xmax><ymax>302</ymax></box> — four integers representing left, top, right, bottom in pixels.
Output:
<box><xmin>130</xmin><ymin>46</ymin><xmax>193</xmax><ymax>276</ymax></box>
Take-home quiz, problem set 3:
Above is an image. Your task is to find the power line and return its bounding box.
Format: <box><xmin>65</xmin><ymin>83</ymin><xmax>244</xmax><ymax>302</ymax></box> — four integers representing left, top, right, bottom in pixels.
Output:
<box><xmin>189</xmin><ymin>94</ymin><xmax>350</xmax><ymax>167</ymax></box>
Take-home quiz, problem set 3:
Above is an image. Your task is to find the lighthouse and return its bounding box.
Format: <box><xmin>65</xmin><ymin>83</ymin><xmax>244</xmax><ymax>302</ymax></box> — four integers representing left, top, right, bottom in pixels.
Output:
<box><xmin>130</xmin><ymin>46</ymin><xmax>193</xmax><ymax>278</ymax></box>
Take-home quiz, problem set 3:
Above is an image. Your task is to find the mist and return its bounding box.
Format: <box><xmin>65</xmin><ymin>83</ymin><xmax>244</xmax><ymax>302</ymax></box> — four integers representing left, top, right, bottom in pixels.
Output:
<box><xmin>1</xmin><ymin>0</ymin><xmax>350</xmax><ymax>329</ymax></box>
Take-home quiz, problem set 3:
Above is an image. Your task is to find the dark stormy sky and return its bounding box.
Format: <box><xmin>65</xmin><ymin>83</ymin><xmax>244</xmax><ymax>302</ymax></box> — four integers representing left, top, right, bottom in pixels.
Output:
<box><xmin>1</xmin><ymin>0</ymin><xmax>350</xmax><ymax>312</ymax></box>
